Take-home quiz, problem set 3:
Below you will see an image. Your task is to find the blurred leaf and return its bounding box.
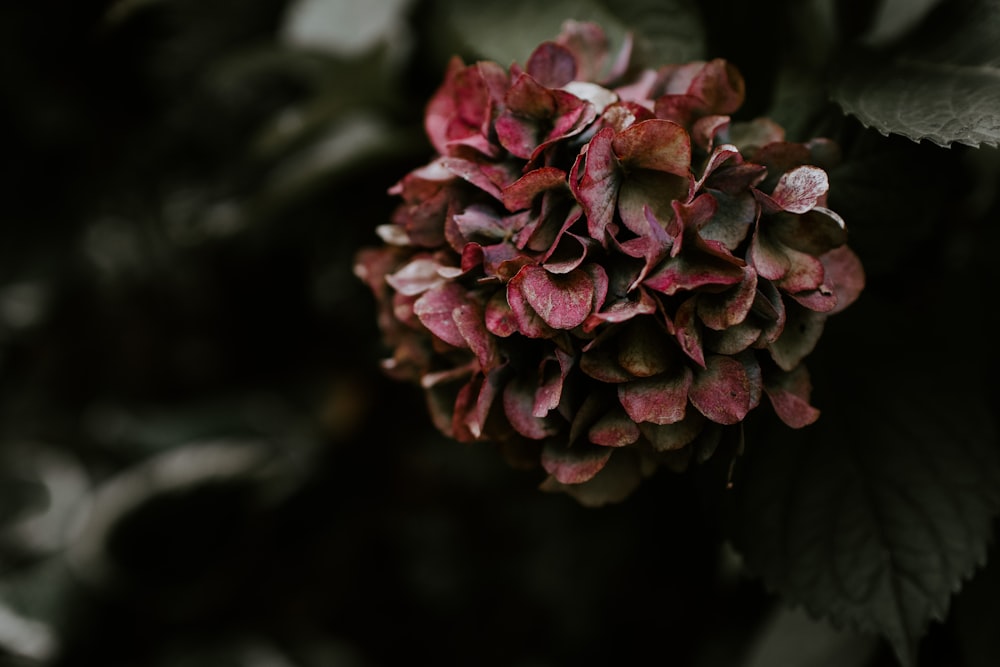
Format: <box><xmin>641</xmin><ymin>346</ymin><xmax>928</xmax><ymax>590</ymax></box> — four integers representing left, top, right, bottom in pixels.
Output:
<box><xmin>433</xmin><ymin>0</ymin><xmax>703</xmax><ymax>68</ymax></box>
<box><xmin>281</xmin><ymin>0</ymin><xmax>414</xmax><ymax>57</ymax></box>
<box><xmin>596</xmin><ymin>0</ymin><xmax>705</xmax><ymax>64</ymax></box>
<box><xmin>742</xmin><ymin>606</ymin><xmax>878</xmax><ymax>667</ymax></box>
<box><xmin>831</xmin><ymin>0</ymin><xmax>1000</xmax><ymax>147</ymax></box>
<box><xmin>859</xmin><ymin>0</ymin><xmax>945</xmax><ymax>47</ymax></box>
<box><xmin>729</xmin><ymin>297</ymin><xmax>1000</xmax><ymax>666</ymax></box>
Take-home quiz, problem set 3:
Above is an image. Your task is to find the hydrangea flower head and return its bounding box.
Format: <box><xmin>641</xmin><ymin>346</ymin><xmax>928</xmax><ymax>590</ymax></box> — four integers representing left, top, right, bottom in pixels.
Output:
<box><xmin>355</xmin><ymin>21</ymin><xmax>864</xmax><ymax>505</ymax></box>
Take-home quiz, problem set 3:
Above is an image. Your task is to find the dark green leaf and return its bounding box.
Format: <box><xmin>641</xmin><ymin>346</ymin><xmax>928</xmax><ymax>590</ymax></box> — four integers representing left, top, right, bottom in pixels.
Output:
<box><xmin>729</xmin><ymin>297</ymin><xmax>1000</xmax><ymax>666</ymax></box>
<box><xmin>831</xmin><ymin>0</ymin><xmax>1000</xmax><ymax>147</ymax></box>
<box><xmin>433</xmin><ymin>0</ymin><xmax>703</xmax><ymax>68</ymax></box>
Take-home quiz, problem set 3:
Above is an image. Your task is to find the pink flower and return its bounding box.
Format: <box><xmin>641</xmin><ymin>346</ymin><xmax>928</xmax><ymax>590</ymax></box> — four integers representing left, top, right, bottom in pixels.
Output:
<box><xmin>355</xmin><ymin>21</ymin><xmax>865</xmax><ymax>505</ymax></box>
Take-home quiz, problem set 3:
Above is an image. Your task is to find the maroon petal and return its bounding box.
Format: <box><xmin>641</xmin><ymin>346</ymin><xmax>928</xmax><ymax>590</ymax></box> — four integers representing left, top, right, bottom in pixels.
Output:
<box><xmin>555</xmin><ymin>20</ymin><xmax>612</xmax><ymax>82</ymax></box>
<box><xmin>511</xmin><ymin>264</ymin><xmax>596</xmax><ymax>330</ymax></box>
<box><xmin>644</xmin><ymin>244</ymin><xmax>744</xmax><ymax>295</ymax></box>
<box><xmin>618</xmin><ymin>366</ymin><xmax>693</xmax><ymax>425</ymax></box>
<box><xmin>770</xmin><ymin>207</ymin><xmax>847</xmax><ymax>255</ymax></box>
<box><xmin>526</xmin><ymin>41</ymin><xmax>578</xmax><ymax>88</ymax></box>
<box><xmin>502</xmin><ymin>167</ymin><xmax>567</xmax><ymax>212</ymax></box>
<box><xmin>485</xmin><ymin>290</ymin><xmax>519</xmax><ymax>337</ymax></box>
<box><xmin>763</xmin><ymin>364</ymin><xmax>820</xmax><ymax>428</ymax></box>
<box><xmin>540</xmin><ymin>448</ymin><xmax>643</xmax><ymax>507</ymax></box>
<box><xmin>639</xmin><ymin>411</ymin><xmax>705</xmax><ymax>452</ymax></box>
<box><xmin>616</xmin><ymin>316</ymin><xmax>676</xmax><ymax>377</ymax></box>
<box><xmin>767</xmin><ymin>303</ymin><xmax>827</xmax><ymax>371</ymax></box>
<box><xmin>695</xmin><ymin>144</ymin><xmax>742</xmax><ymax>190</ymax></box>
<box><xmin>618</xmin><ymin>170</ymin><xmax>691</xmax><ymax>236</ymax></box>
<box><xmin>776</xmin><ymin>247</ymin><xmax>826</xmax><ymax>293</ymax></box>
<box><xmin>505</xmin><ymin>272</ymin><xmax>557</xmax><ymax>339</ymax></box>
<box><xmin>583</xmin><ymin>287</ymin><xmax>659</xmax><ymax>332</ymax></box>
<box><xmin>689</xmin><ymin>59</ymin><xmax>745</xmax><ymax>115</ymax></box>
<box><xmin>588</xmin><ymin>406</ymin><xmax>641</xmax><ymax>447</ymax></box>
<box><xmin>703</xmin><ymin>320</ymin><xmax>761</xmax><ymax>355</ymax></box>
<box><xmin>504</xmin><ymin>375</ymin><xmax>559</xmax><ymax>439</ymax></box>
<box><xmin>674</xmin><ymin>296</ymin><xmax>705</xmax><ymax>367</ymax></box>
<box><xmin>541</xmin><ymin>441</ymin><xmax>613</xmax><ymax>484</ymax></box>
<box><xmin>612</xmin><ymin>119</ymin><xmax>692</xmax><ymax>177</ymax></box>
<box><xmin>749</xmin><ymin>224</ymin><xmax>790</xmax><ymax>281</ymax></box>
<box><xmin>571</xmin><ymin>127</ymin><xmax>621</xmax><ymax>241</ymax></box>
<box><xmin>534</xmin><ymin>349</ymin><xmax>575</xmax><ymax>418</ymax></box>
<box><xmin>440</xmin><ymin>157</ymin><xmax>504</xmax><ymax>199</ymax></box>
<box><xmin>541</xmin><ymin>232</ymin><xmax>588</xmax><ymax>274</ymax></box>
<box><xmin>453</xmin><ymin>301</ymin><xmax>499</xmax><ymax>372</ymax></box>
<box><xmin>688</xmin><ymin>354</ymin><xmax>755</xmax><ymax>425</ymax></box>
<box><xmin>699</xmin><ymin>189</ymin><xmax>756</xmax><ymax>250</ymax></box>
<box><xmin>822</xmin><ymin>245</ymin><xmax>865</xmax><ymax>314</ymax></box>
<box><xmin>413</xmin><ymin>283</ymin><xmax>470</xmax><ymax>348</ymax></box>
<box><xmin>580</xmin><ymin>334</ymin><xmax>633</xmax><ymax>383</ymax></box>
<box><xmin>697</xmin><ymin>265</ymin><xmax>757</xmax><ymax>330</ymax></box>
<box><xmin>691</xmin><ymin>114</ymin><xmax>730</xmax><ymax>151</ymax></box>
<box><xmin>727</xmin><ymin>117</ymin><xmax>785</xmax><ymax>152</ymax></box>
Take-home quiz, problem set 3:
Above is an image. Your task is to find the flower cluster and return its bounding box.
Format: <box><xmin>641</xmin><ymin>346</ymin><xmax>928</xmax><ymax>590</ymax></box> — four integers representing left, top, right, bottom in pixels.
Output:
<box><xmin>355</xmin><ymin>21</ymin><xmax>864</xmax><ymax>505</ymax></box>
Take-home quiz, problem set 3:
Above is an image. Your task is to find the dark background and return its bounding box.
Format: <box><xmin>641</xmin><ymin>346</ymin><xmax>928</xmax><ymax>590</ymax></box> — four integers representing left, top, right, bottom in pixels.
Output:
<box><xmin>0</xmin><ymin>1</ymin><xmax>992</xmax><ymax>665</ymax></box>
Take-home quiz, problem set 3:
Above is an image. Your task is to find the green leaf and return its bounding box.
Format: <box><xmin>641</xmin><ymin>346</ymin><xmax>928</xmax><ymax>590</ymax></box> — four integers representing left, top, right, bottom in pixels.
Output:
<box><xmin>831</xmin><ymin>0</ymin><xmax>1000</xmax><ymax>147</ymax></box>
<box><xmin>729</xmin><ymin>297</ymin><xmax>1000</xmax><ymax>666</ymax></box>
<box><xmin>280</xmin><ymin>0</ymin><xmax>414</xmax><ymax>56</ymax></box>
<box><xmin>433</xmin><ymin>0</ymin><xmax>703</xmax><ymax>69</ymax></box>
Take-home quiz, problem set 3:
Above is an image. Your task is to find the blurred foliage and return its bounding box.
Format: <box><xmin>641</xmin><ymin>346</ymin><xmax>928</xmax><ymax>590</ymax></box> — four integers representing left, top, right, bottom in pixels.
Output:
<box><xmin>1</xmin><ymin>1</ymin><xmax>999</xmax><ymax>666</ymax></box>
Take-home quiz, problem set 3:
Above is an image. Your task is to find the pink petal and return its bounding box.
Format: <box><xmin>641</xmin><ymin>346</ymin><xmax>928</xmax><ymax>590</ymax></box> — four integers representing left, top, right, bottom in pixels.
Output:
<box><xmin>413</xmin><ymin>283</ymin><xmax>471</xmax><ymax>348</ymax></box>
<box><xmin>503</xmin><ymin>376</ymin><xmax>559</xmax><ymax>439</ymax></box>
<box><xmin>776</xmin><ymin>248</ymin><xmax>826</xmax><ymax>293</ymax></box>
<box><xmin>502</xmin><ymin>167</ymin><xmax>568</xmax><ymax>211</ymax></box>
<box><xmin>539</xmin><ymin>448</ymin><xmax>642</xmax><ymax>507</ymax></box>
<box><xmin>484</xmin><ymin>290</ymin><xmax>519</xmax><ymax>337</ymax></box>
<box><xmin>588</xmin><ymin>406</ymin><xmax>641</xmax><ymax>447</ymax></box>
<box><xmin>583</xmin><ymin>287</ymin><xmax>658</xmax><ymax>332</ymax></box>
<box><xmin>688</xmin><ymin>59</ymin><xmax>745</xmax><ymax>115</ymax></box>
<box><xmin>618</xmin><ymin>366</ymin><xmax>693</xmax><ymax>425</ymax></box>
<box><xmin>533</xmin><ymin>348</ymin><xmax>575</xmax><ymax>418</ymax></box>
<box><xmin>643</xmin><ymin>245</ymin><xmax>744</xmax><ymax>295</ymax></box>
<box><xmin>526</xmin><ymin>41</ymin><xmax>578</xmax><ymax>88</ymax></box>
<box><xmin>386</xmin><ymin>257</ymin><xmax>446</xmax><ymax>296</ymax></box>
<box><xmin>763</xmin><ymin>364</ymin><xmax>820</xmax><ymax>428</ymax></box>
<box><xmin>555</xmin><ymin>20</ymin><xmax>611</xmax><ymax>82</ymax></box>
<box><xmin>770</xmin><ymin>207</ymin><xmax>847</xmax><ymax>255</ymax></box>
<box><xmin>440</xmin><ymin>157</ymin><xmax>504</xmax><ymax>199</ymax></box>
<box><xmin>541</xmin><ymin>442</ymin><xmax>613</xmax><ymax>484</ymax></box>
<box><xmin>571</xmin><ymin>127</ymin><xmax>621</xmax><ymax>241</ymax></box>
<box><xmin>822</xmin><ymin>245</ymin><xmax>865</xmax><ymax>314</ymax></box>
<box><xmin>688</xmin><ymin>354</ymin><xmax>755</xmax><ymax>425</ymax></box>
<box><xmin>612</xmin><ymin>119</ymin><xmax>692</xmax><ymax>177</ymax></box>
<box><xmin>617</xmin><ymin>170</ymin><xmax>691</xmax><ymax>235</ymax></box>
<box><xmin>639</xmin><ymin>411</ymin><xmax>705</xmax><ymax>452</ymax></box>
<box><xmin>767</xmin><ymin>304</ymin><xmax>826</xmax><ymax>371</ymax></box>
<box><xmin>674</xmin><ymin>296</ymin><xmax>705</xmax><ymax>367</ymax></box>
<box><xmin>511</xmin><ymin>264</ymin><xmax>596</xmax><ymax>330</ymax></box>
<box><xmin>580</xmin><ymin>337</ymin><xmax>633</xmax><ymax>383</ymax></box>
<box><xmin>703</xmin><ymin>320</ymin><xmax>761</xmax><ymax>355</ymax></box>
<box><xmin>697</xmin><ymin>265</ymin><xmax>757</xmax><ymax>330</ymax></box>
<box><xmin>453</xmin><ymin>301</ymin><xmax>499</xmax><ymax>372</ymax></box>
<box><xmin>616</xmin><ymin>316</ymin><xmax>676</xmax><ymax>377</ymax></box>
<box><xmin>505</xmin><ymin>273</ymin><xmax>557</xmax><ymax>339</ymax></box>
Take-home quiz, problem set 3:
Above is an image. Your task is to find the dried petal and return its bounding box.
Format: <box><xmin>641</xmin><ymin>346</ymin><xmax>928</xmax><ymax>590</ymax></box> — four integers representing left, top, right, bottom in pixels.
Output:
<box><xmin>618</xmin><ymin>366</ymin><xmax>693</xmax><ymax>425</ymax></box>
